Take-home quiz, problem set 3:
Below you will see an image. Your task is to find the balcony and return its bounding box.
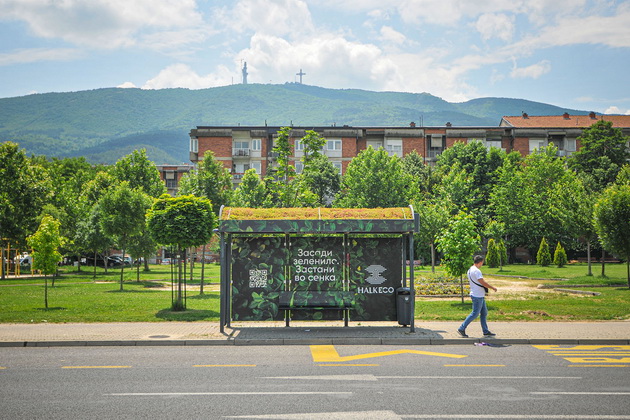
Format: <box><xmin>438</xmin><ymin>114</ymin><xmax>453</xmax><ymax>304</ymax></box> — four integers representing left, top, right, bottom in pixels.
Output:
<box><xmin>233</xmin><ymin>148</ymin><xmax>250</xmax><ymax>157</ymax></box>
<box><xmin>232</xmin><ymin>173</ymin><xmax>244</xmax><ymax>180</ymax></box>
<box><xmin>427</xmin><ymin>149</ymin><xmax>443</xmax><ymax>159</ymax></box>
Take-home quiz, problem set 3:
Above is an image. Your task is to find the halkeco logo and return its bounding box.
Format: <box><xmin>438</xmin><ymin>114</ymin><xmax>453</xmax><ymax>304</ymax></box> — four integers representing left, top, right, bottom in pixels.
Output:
<box><xmin>365</xmin><ymin>264</ymin><xmax>387</xmax><ymax>285</ymax></box>
<box><xmin>358</xmin><ymin>264</ymin><xmax>394</xmax><ymax>294</ymax></box>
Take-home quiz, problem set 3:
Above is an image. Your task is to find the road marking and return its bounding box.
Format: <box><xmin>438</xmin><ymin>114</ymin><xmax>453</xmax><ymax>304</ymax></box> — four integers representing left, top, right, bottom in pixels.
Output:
<box><xmin>534</xmin><ymin>345</ymin><xmax>630</xmax><ymax>366</ymax></box>
<box><xmin>379</xmin><ymin>376</ymin><xmax>581</xmax><ymax>379</ymax></box>
<box><xmin>264</xmin><ymin>375</ymin><xmax>379</xmax><ymax>381</ymax></box>
<box><xmin>193</xmin><ymin>364</ymin><xmax>256</xmax><ymax>367</ymax></box>
<box><xmin>569</xmin><ymin>365</ymin><xmax>628</xmax><ymax>368</ymax></box>
<box><xmin>444</xmin><ymin>364</ymin><xmax>505</xmax><ymax>367</ymax></box>
<box><xmin>310</xmin><ymin>345</ymin><xmax>467</xmax><ymax>363</ymax></box>
<box><xmin>62</xmin><ymin>366</ymin><xmax>131</xmax><ymax>369</ymax></box>
<box><xmin>531</xmin><ymin>392</ymin><xmax>630</xmax><ymax>396</ymax></box>
<box><xmin>108</xmin><ymin>392</ymin><xmax>352</xmax><ymax>396</ymax></box>
<box><xmin>318</xmin><ymin>364</ymin><xmax>380</xmax><ymax>366</ymax></box>
<box><xmin>225</xmin><ymin>414</ymin><xmax>630</xmax><ymax>419</ymax></box>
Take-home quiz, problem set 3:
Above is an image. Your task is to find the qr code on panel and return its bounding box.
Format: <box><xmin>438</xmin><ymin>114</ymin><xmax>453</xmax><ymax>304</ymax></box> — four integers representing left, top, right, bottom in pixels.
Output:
<box><xmin>249</xmin><ymin>269</ymin><xmax>268</xmax><ymax>288</ymax></box>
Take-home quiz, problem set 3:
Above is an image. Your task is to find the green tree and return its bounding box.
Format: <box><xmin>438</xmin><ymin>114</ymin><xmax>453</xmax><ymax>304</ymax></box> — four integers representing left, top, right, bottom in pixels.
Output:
<box><xmin>486</xmin><ymin>238</ymin><xmax>499</xmax><ymax>268</ymax></box>
<box><xmin>146</xmin><ymin>194</ymin><xmax>216</xmax><ymax>309</ymax></box>
<box><xmin>111</xmin><ymin>149</ymin><xmax>166</xmax><ymax>198</ymax></box>
<box><xmin>553</xmin><ymin>242</ymin><xmax>568</xmax><ymax>268</ymax></box>
<box><xmin>74</xmin><ymin>206</ymin><xmax>114</xmax><ymax>279</ymax></box>
<box><xmin>335</xmin><ymin>147</ymin><xmax>411</xmax><ymax>208</ymax></box>
<box><xmin>232</xmin><ymin>169</ymin><xmax>269</xmax><ymax>208</ymax></box>
<box><xmin>436</xmin><ymin>210</ymin><xmax>480</xmax><ymax>303</ymax></box>
<box><xmin>593</xmin><ymin>184</ymin><xmax>630</xmax><ymax>287</ymax></box>
<box><xmin>569</xmin><ymin>120</ymin><xmax>630</xmax><ymax>190</ymax></box>
<box><xmin>299</xmin><ymin>130</ymin><xmax>327</xmax><ymax>165</ymax></box>
<box><xmin>496</xmin><ymin>239</ymin><xmax>508</xmax><ymax>270</ymax></box>
<box><xmin>301</xmin><ymin>154</ymin><xmax>340</xmax><ymax>206</ymax></box>
<box><xmin>0</xmin><ymin>142</ymin><xmax>50</xmax><ymax>279</ymax></box>
<box><xmin>97</xmin><ymin>182</ymin><xmax>152</xmax><ymax>290</ymax></box>
<box><xmin>537</xmin><ymin>237</ymin><xmax>552</xmax><ymax>266</ymax></box>
<box><xmin>414</xmin><ymin>200</ymin><xmax>450</xmax><ymax>272</ymax></box>
<box><xmin>403</xmin><ymin>150</ymin><xmax>438</xmax><ymax>198</ymax></box>
<box><xmin>26</xmin><ymin>215</ymin><xmax>65</xmax><ymax>309</ymax></box>
<box><xmin>178</xmin><ymin>150</ymin><xmax>233</xmax><ymax>214</ymax></box>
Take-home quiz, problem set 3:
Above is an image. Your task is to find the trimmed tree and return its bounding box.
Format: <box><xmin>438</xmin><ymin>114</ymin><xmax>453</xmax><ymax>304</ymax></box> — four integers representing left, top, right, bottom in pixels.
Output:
<box><xmin>146</xmin><ymin>194</ymin><xmax>216</xmax><ymax>310</ymax></box>
<box><xmin>553</xmin><ymin>242</ymin><xmax>568</xmax><ymax>268</ymax></box>
<box><xmin>436</xmin><ymin>210</ymin><xmax>480</xmax><ymax>303</ymax></box>
<box><xmin>485</xmin><ymin>239</ymin><xmax>499</xmax><ymax>268</ymax></box>
<box><xmin>26</xmin><ymin>215</ymin><xmax>65</xmax><ymax>309</ymax></box>
<box><xmin>537</xmin><ymin>237</ymin><xmax>552</xmax><ymax>266</ymax></box>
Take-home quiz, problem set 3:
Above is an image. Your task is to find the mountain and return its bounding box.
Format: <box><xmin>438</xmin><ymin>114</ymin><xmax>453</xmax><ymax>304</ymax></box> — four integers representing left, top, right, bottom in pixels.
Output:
<box><xmin>0</xmin><ymin>84</ymin><xmax>591</xmax><ymax>164</ymax></box>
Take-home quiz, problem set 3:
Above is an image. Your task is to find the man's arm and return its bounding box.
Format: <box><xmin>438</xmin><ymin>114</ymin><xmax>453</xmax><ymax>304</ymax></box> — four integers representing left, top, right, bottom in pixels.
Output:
<box><xmin>478</xmin><ymin>277</ymin><xmax>497</xmax><ymax>292</ymax></box>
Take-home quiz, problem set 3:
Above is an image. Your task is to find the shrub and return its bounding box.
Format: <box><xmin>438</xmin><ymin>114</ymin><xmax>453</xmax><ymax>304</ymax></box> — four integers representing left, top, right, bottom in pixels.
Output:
<box><xmin>554</xmin><ymin>242</ymin><xmax>568</xmax><ymax>268</ymax></box>
<box><xmin>497</xmin><ymin>239</ymin><xmax>508</xmax><ymax>267</ymax></box>
<box><xmin>537</xmin><ymin>237</ymin><xmax>552</xmax><ymax>266</ymax></box>
<box><xmin>486</xmin><ymin>238</ymin><xmax>499</xmax><ymax>268</ymax></box>
<box><xmin>414</xmin><ymin>273</ymin><xmax>470</xmax><ymax>296</ymax></box>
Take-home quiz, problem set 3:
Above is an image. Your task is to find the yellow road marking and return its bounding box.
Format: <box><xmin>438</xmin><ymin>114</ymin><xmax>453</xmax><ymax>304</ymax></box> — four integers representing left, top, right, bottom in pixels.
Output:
<box><xmin>193</xmin><ymin>364</ymin><xmax>256</xmax><ymax>367</ymax></box>
<box><xmin>564</xmin><ymin>357</ymin><xmax>630</xmax><ymax>363</ymax></box>
<box><xmin>534</xmin><ymin>345</ymin><xmax>630</xmax><ymax>350</ymax></box>
<box><xmin>444</xmin><ymin>364</ymin><xmax>505</xmax><ymax>367</ymax></box>
<box><xmin>569</xmin><ymin>364</ymin><xmax>629</xmax><ymax>367</ymax></box>
<box><xmin>62</xmin><ymin>366</ymin><xmax>131</xmax><ymax>369</ymax></box>
<box><xmin>310</xmin><ymin>345</ymin><xmax>467</xmax><ymax>363</ymax></box>
<box><xmin>318</xmin><ymin>364</ymin><xmax>380</xmax><ymax>366</ymax></box>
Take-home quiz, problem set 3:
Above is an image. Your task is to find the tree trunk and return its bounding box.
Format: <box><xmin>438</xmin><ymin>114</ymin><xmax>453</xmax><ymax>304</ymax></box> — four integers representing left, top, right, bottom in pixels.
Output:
<box><xmin>93</xmin><ymin>250</ymin><xmax>97</xmax><ymax>281</ymax></box>
<box><xmin>586</xmin><ymin>241</ymin><xmax>592</xmax><ymax>276</ymax></box>
<box><xmin>460</xmin><ymin>274</ymin><xmax>464</xmax><ymax>304</ymax></box>
<box><xmin>143</xmin><ymin>255</ymin><xmax>150</xmax><ymax>272</ymax></box>
<box><xmin>44</xmin><ymin>275</ymin><xmax>48</xmax><ymax>309</ymax></box>
<box><xmin>119</xmin><ymin>246</ymin><xmax>126</xmax><ymax>291</ymax></box>
<box><xmin>200</xmin><ymin>244</ymin><xmax>206</xmax><ymax>295</ymax></box>
<box><xmin>136</xmin><ymin>261</ymin><xmax>140</xmax><ymax>282</ymax></box>
<box><xmin>626</xmin><ymin>258</ymin><xmax>629</xmax><ymax>289</ymax></box>
<box><xmin>601</xmin><ymin>249</ymin><xmax>606</xmax><ymax>278</ymax></box>
<box><xmin>430</xmin><ymin>242</ymin><xmax>436</xmax><ymax>273</ymax></box>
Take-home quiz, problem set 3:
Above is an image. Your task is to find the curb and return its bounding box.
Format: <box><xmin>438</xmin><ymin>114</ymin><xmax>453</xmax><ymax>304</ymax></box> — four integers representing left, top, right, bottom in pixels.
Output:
<box><xmin>2</xmin><ymin>338</ymin><xmax>629</xmax><ymax>347</ymax></box>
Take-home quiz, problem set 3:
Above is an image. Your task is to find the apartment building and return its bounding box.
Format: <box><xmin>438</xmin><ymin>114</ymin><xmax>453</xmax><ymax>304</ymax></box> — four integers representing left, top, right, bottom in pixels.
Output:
<box><xmin>189</xmin><ymin>114</ymin><xmax>630</xmax><ymax>185</ymax></box>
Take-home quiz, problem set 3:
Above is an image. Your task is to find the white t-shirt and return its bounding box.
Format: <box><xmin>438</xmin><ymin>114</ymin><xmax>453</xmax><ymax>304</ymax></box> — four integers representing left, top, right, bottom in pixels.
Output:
<box><xmin>468</xmin><ymin>265</ymin><xmax>486</xmax><ymax>298</ymax></box>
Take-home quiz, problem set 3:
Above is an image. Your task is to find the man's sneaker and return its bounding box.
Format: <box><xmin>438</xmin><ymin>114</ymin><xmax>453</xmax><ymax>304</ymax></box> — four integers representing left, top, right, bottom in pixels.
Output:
<box><xmin>483</xmin><ymin>331</ymin><xmax>496</xmax><ymax>337</ymax></box>
<box><xmin>457</xmin><ymin>329</ymin><xmax>468</xmax><ymax>338</ymax></box>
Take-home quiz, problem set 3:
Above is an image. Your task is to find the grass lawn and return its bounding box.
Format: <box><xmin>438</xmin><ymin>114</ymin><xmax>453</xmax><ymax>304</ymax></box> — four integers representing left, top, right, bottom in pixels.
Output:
<box><xmin>1</xmin><ymin>262</ymin><xmax>628</xmax><ymax>323</ymax></box>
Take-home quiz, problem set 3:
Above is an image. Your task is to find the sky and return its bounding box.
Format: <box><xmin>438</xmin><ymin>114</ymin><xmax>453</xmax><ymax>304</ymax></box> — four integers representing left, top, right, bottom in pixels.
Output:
<box><xmin>1</xmin><ymin>0</ymin><xmax>629</xmax><ymax>114</ymax></box>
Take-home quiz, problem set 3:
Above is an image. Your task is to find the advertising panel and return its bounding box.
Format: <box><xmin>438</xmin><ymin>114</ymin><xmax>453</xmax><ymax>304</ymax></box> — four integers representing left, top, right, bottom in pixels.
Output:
<box><xmin>349</xmin><ymin>237</ymin><xmax>402</xmax><ymax>321</ymax></box>
<box><xmin>288</xmin><ymin>236</ymin><xmax>345</xmax><ymax>320</ymax></box>
<box><xmin>231</xmin><ymin>236</ymin><xmax>286</xmax><ymax>321</ymax></box>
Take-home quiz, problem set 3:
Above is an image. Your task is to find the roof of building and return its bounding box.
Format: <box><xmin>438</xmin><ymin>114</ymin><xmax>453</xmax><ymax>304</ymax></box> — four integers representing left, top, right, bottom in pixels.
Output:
<box><xmin>500</xmin><ymin>113</ymin><xmax>630</xmax><ymax>128</ymax></box>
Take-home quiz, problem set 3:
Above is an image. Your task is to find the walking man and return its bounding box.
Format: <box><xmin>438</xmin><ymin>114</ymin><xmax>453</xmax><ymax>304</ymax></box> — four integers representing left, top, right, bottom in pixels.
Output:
<box><xmin>457</xmin><ymin>255</ymin><xmax>497</xmax><ymax>338</ymax></box>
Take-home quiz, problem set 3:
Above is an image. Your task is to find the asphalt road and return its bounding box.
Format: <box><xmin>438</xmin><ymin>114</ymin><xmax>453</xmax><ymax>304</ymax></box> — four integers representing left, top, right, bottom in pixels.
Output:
<box><xmin>1</xmin><ymin>344</ymin><xmax>629</xmax><ymax>419</ymax></box>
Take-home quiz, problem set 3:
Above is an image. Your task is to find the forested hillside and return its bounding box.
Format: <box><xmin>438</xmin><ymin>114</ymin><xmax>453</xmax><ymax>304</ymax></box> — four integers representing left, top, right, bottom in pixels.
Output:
<box><xmin>0</xmin><ymin>83</ymin><xmax>590</xmax><ymax>164</ymax></box>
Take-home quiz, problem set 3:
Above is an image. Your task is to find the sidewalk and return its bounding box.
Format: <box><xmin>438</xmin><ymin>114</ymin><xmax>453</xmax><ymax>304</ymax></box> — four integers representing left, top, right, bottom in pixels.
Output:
<box><xmin>1</xmin><ymin>320</ymin><xmax>629</xmax><ymax>347</ymax></box>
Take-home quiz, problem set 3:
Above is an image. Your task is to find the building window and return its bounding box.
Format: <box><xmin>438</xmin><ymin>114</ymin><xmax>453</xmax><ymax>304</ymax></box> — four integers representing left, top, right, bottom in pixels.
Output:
<box><xmin>165</xmin><ymin>179</ymin><xmax>178</xmax><ymax>189</ymax></box>
<box><xmin>295</xmin><ymin>162</ymin><xmax>304</xmax><ymax>174</ymax></box>
<box><xmin>326</xmin><ymin>139</ymin><xmax>342</xmax><ymax>151</ymax></box>
<box><xmin>251</xmin><ymin>162</ymin><xmax>261</xmax><ymax>174</ymax></box>
<box><xmin>295</xmin><ymin>140</ymin><xmax>304</xmax><ymax>151</ymax></box>
<box><xmin>190</xmin><ymin>137</ymin><xmax>198</xmax><ymax>153</ymax></box>
<box><xmin>233</xmin><ymin>141</ymin><xmax>250</xmax><ymax>156</ymax></box>
<box><xmin>385</xmin><ymin>139</ymin><xmax>402</xmax><ymax>156</ymax></box>
<box><xmin>529</xmin><ymin>139</ymin><xmax>546</xmax><ymax>153</ymax></box>
<box><xmin>332</xmin><ymin>161</ymin><xmax>342</xmax><ymax>174</ymax></box>
<box><xmin>251</xmin><ymin>139</ymin><xmax>261</xmax><ymax>151</ymax></box>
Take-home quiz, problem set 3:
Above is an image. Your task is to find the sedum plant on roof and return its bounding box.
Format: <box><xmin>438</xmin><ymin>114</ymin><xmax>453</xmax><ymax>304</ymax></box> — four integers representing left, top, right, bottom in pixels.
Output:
<box><xmin>221</xmin><ymin>207</ymin><xmax>413</xmax><ymax>220</ymax></box>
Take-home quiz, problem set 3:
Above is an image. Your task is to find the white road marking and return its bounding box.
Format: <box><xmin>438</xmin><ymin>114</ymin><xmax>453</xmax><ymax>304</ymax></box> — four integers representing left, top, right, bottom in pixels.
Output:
<box><xmin>108</xmin><ymin>391</ymin><xmax>352</xmax><ymax>396</ymax></box>
<box><xmin>531</xmin><ymin>392</ymin><xmax>630</xmax><ymax>395</ymax></box>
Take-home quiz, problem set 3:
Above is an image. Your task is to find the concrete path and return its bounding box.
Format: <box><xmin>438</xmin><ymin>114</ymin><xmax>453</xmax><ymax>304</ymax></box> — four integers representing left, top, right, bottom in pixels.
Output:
<box><xmin>1</xmin><ymin>320</ymin><xmax>629</xmax><ymax>347</ymax></box>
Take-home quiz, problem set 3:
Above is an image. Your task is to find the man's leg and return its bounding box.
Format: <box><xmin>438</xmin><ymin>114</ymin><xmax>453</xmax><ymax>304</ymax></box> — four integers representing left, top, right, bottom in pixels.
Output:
<box><xmin>479</xmin><ymin>298</ymin><xmax>490</xmax><ymax>335</ymax></box>
<box><xmin>459</xmin><ymin>296</ymin><xmax>483</xmax><ymax>332</ymax></box>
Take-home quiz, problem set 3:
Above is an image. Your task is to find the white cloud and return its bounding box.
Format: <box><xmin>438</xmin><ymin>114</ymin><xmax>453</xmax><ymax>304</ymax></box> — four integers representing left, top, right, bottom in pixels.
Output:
<box><xmin>0</xmin><ymin>0</ymin><xmax>204</xmax><ymax>49</ymax></box>
<box><xmin>0</xmin><ymin>48</ymin><xmax>83</xmax><ymax>66</ymax></box>
<box><xmin>117</xmin><ymin>82</ymin><xmax>137</xmax><ymax>89</ymax></box>
<box><xmin>604</xmin><ymin>106</ymin><xmax>630</xmax><ymax>115</ymax></box>
<box><xmin>475</xmin><ymin>13</ymin><xmax>514</xmax><ymax>41</ymax></box>
<box><xmin>217</xmin><ymin>0</ymin><xmax>314</xmax><ymax>38</ymax></box>
<box><xmin>510</xmin><ymin>60</ymin><xmax>551</xmax><ymax>79</ymax></box>
<box><xmin>379</xmin><ymin>26</ymin><xmax>407</xmax><ymax>45</ymax></box>
<box><xmin>142</xmin><ymin>63</ymin><xmax>232</xmax><ymax>90</ymax></box>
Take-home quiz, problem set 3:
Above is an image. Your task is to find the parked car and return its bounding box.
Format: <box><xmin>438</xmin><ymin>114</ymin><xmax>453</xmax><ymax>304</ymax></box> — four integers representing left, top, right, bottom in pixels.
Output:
<box><xmin>84</xmin><ymin>255</ymin><xmax>125</xmax><ymax>268</ymax></box>
<box><xmin>161</xmin><ymin>258</ymin><xmax>171</xmax><ymax>265</ymax></box>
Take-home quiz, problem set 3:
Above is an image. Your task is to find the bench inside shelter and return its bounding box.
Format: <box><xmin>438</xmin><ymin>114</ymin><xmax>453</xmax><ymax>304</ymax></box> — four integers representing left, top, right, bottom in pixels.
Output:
<box><xmin>278</xmin><ymin>291</ymin><xmax>355</xmax><ymax>327</ymax></box>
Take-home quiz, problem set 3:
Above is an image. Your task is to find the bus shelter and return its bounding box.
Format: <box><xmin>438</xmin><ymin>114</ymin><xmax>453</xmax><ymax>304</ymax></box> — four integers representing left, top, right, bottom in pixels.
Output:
<box><xmin>218</xmin><ymin>206</ymin><xmax>419</xmax><ymax>333</ymax></box>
